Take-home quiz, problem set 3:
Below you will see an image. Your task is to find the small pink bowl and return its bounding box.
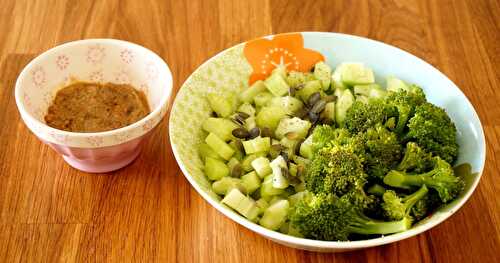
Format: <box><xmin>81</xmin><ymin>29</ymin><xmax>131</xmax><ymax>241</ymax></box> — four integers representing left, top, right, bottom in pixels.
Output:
<box><xmin>14</xmin><ymin>39</ymin><xmax>173</xmax><ymax>173</ymax></box>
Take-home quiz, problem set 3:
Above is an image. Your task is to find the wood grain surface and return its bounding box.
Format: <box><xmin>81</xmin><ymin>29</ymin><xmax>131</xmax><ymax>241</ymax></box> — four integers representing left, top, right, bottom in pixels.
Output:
<box><xmin>0</xmin><ymin>0</ymin><xmax>499</xmax><ymax>262</ymax></box>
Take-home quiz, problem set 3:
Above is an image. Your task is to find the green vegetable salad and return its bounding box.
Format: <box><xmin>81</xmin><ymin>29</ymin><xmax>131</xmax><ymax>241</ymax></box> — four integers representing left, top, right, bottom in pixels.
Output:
<box><xmin>199</xmin><ymin>61</ymin><xmax>463</xmax><ymax>241</ymax></box>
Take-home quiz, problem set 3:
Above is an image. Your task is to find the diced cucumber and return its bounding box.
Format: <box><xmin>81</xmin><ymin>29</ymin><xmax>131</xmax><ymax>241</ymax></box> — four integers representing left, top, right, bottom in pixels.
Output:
<box><xmin>204</xmin><ymin>157</ymin><xmax>229</xmax><ymax>180</ymax></box>
<box><xmin>222</xmin><ymin>188</ymin><xmax>260</xmax><ymax>221</ymax></box>
<box><xmin>259</xmin><ymin>200</ymin><xmax>290</xmax><ymax>230</ymax></box>
<box><xmin>268</xmin><ymin>96</ymin><xmax>304</xmax><ymax>115</ymax></box>
<box><xmin>202</xmin><ymin>117</ymin><xmax>239</xmax><ymax>142</ymax></box>
<box><xmin>269</xmin><ymin>196</ymin><xmax>285</xmax><ymax>206</ymax></box>
<box><xmin>237</xmin><ymin>102</ymin><xmax>256</xmax><ymax>117</ymax></box>
<box><xmin>242</xmin><ymin>136</ymin><xmax>271</xmax><ymax>154</ymax></box>
<box><xmin>280</xmin><ymin>137</ymin><xmax>300</xmax><ymax>159</ymax></box>
<box><xmin>275</xmin><ymin>117</ymin><xmax>312</xmax><ymax>140</ymax></box>
<box><xmin>340</xmin><ymin>63</ymin><xmax>375</xmax><ymax>85</ymax></box>
<box><xmin>212</xmin><ymin>177</ymin><xmax>244</xmax><ymax>195</ymax></box>
<box><xmin>256</xmin><ymin>106</ymin><xmax>287</xmax><ymax>131</ymax></box>
<box><xmin>334</xmin><ymin>87</ymin><xmax>345</xmax><ymax>98</ymax></box>
<box><xmin>264</xmin><ymin>73</ymin><xmax>290</xmax><ymax>97</ymax></box>
<box><xmin>241</xmin><ymin>153</ymin><xmax>265</xmax><ymax>172</ymax></box>
<box><xmin>205</xmin><ymin>133</ymin><xmax>235</xmax><ymax>160</ymax></box>
<box><xmin>256</xmin><ymin>198</ymin><xmax>270</xmax><ymax>215</ymax></box>
<box><xmin>332</xmin><ymin>64</ymin><xmax>347</xmax><ymax>89</ymax></box>
<box><xmin>287</xmin><ymin>71</ymin><xmax>309</xmax><ymax>87</ymax></box>
<box><xmin>254</xmin><ymin>91</ymin><xmax>273</xmax><ymax>108</ymax></box>
<box><xmin>296</xmin><ymin>80</ymin><xmax>322</xmax><ymax>101</ymax></box>
<box><xmin>241</xmin><ymin>171</ymin><xmax>261</xmax><ymax>194</ymax></box>
<box><xmin>272</xmin><ymin>65</ymin><xmax>287</xmax><ymax>78</ymax></box>
<box><xmin>207</xmin><ymin>93</ymin><xmax>235</xmax><ymax>118</ymax></box>
<box><xmin>251</xmin><ymin>157</ymin><xmax>272</xmax><ymax>178</ymax></box>
<box><xmin>288</xmin><ymin>191</ymin><xmax>311</xmax><ymax>207</ymax></box>
<box><xmin>198</xmin><ymin>143</ymin><xmax>222</xmax><ymax>161</ymax></box>
<box><xmin>270</xmin><ymin>156</ymin><xmax>289</xmax><ymax>189</ymax></box>
<box><xmin>386</xmin><ymin>76</ymin><xmax>408</xmax><ymax>92</ymax></box>
<box><xmin>240</xmin><ymin>80</ymin><xmax>266</xmax><ymax>103</ymax></box>
<box><xmin>354</xmin><ymin>83</ymin><xmax>387</xmax><ymax>99</ymax></box>
<box><xmin>320</xmin><ymin>102</ymin><xmax>335</xmax><ymax>124</ymax></box>
<box><xmin>260</xmin><ymin>174</ymin><xmax>285</xmax><ymax>197</ymax></box>
<box><xmin>313</xmin><ymin>61</ymin><xmax>332</xmax><ymax>90</ymax></box>
<box><xmin>299</xmin><ymin>134</ymin><xmax>313</xmax><ymax>159</ymax></box>
<box><xmin>244</xmin><ymin>116</ymin><xmax>257</xmax><ymax>131</ymax></box>
<box><xmin>335</xmin><ymin>89</ymin><xmax>355</xmax><ymax>125</ymax></box>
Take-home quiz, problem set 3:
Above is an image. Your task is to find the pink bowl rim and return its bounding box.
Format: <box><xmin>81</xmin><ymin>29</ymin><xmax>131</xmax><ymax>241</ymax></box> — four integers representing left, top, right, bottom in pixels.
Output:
<box><xmin>14</xmin><ymin>38</ymin><xmax>173</xmax><ymax>140</ymax></box>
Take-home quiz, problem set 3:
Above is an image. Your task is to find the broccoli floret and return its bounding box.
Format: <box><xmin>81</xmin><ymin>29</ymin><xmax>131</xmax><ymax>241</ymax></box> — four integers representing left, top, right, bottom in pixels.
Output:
<box><xmin>411</xmin><ymin>191</ymin><xmax>441</xmax><ymax>220</ymax></box>
<box><xmin>305</xmin><ymin>144</ymin><xmax>367</xmax><ymax>196</ymax></box>
<box><xmin>381</xmin><ymin>185</ymin><xmax>428</xmax><ymax>220</ymax></box>
<box><xmin>405</xmin><ymin>103</ymin><xmax>458</xmax><ymax>163</ymax></box>
<box><xmin>344</xmin><ymin>100</ymin><xmax>387</xmax><ymax>134</ymax></box>
<box><xmin>397</xmin><ymin>142</ymin><xmax>433</xmax><ymax>173</ymax></box>
<box><xmin>367</xmin><ymin>184</ymin><xmax>387</xmax><ymax>197</ymax></box>
<box><xmin>289</xmin><ymin>192</ymin><xmax>412</xmax><ymax>241</ymax></box>
<box><xmin>383</xmin><ymin>157</ymin><xmax>464</xmax><ymax>203</ymax></box>
<box><xmin>385</xmin><ymin>89</ymin><xmax>426</xmax><ymax>134</ymax></box>
<box><xmin>361</xmin><ymin>124</ymin><xmax>403</xmax><ymax>181</ymax></box>
<box><xmin>311</xmin><ymin>125</ymin><xmax>337</xmax><ymax>153</ymax></box>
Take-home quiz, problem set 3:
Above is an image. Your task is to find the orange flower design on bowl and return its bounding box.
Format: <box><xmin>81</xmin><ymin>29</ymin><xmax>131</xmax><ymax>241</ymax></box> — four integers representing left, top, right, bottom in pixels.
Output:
<box><xmin>243</xmin><ymin>33</ymin><xmax>325</xmax><ymax>84</ymax></box>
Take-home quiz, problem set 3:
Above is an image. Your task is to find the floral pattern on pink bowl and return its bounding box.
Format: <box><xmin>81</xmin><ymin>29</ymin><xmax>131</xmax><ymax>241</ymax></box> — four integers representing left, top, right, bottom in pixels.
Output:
<box><xmin>15</xmin><ymin>39</ymin><xmax>173</xmax><ymax>173</ymax></box>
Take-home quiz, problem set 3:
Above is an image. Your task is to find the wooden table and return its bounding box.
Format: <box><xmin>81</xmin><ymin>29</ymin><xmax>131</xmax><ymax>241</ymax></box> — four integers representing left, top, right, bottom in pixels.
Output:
<box><xmin>1</xmin><ymin>0</ymin><xmax>498</xmax><ymax>262</ymax></box>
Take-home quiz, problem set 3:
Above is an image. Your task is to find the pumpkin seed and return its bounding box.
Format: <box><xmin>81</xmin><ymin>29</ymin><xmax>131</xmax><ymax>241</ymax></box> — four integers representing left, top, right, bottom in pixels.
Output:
<box><xmin>232</xmin><ymin>128</ymin><xmax>250</xmax><ymax>139</ymax></box>
<box><xmin>261</xmin><ymin>127</ymin><xmax>273</xmax><ymax>138</ymax></box>
<box><xmin>248</xmin><ymin>127</ymin><xmax>260</xmax><ymax>139</ymax></box>
<box><xmin>236</xmin><ymin>111</ymin><xmax>250</xmax><ymax>119</ymax></box>
<box><xmin>311</xmin><ymin>100</ymin><xmax>327</xmax><ymax>114</ymax></box>
<box><xmin>231</xmin><ymin>164</ymin><xmax>243</xmax><ymax>178</ymax></box>
<box><xmin>307</xmin><ymin>92</ymin><xmax>321</xmax><ymax>107</ymax></box>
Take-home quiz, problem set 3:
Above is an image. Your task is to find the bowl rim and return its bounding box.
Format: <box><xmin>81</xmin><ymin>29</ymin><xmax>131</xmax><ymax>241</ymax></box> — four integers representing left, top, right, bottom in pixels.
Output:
<box><xmin>169</xmin><ymin>31</ymin><xmax>486</xmax><ymax>249</ymax></box>
<box><xmin>14</xmin><ymin>38</ymin><xmax>173</xmax><ymax>138</ymax></box>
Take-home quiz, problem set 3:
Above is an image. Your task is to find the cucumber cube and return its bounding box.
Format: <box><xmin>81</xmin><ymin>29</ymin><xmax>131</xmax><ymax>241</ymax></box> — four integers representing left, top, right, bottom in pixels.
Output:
<box><xmin>244</xmin><ymin>116</ymin><xmax>257</xmax><ymax>131</ymax></box>
<box><xmin>240</xmin><ymin>80</ymin><xmax>266</xmax><ymax>103</ymax></box>
<box><xmin>354</xmin><ymin>84</ymin><xmax>386</xmax><ymax>99</ymax></box>
<box><xmin>237</xmin><ymin>102</ymin><xmax>256</xmax><ymax>117</ymax></box>
<box><xmin>205</xmin><ymin>133</ymin><xmax>235</xmax><ymax>160</ymax></box>
<box><xmin>386</xmin><ymin>76</ymin><xmax>409</xmax><ymax>92</ymax></box>
<box><xmin>254</xmin><ymin>91</ymin><xmax>273</xmax><ymax>108</ymax></box>
<box><xmin>340</xmin><ymin>63</ymin><xmax>375</xmax><ymax>85</ymax></box>
<box><xmin>286</xmin><ymin>71</ymin><xmax>308</xmax><ymax>87</ymax></box>
<box><xmin>332</xmin><ymin>64</ymin><xmax>347</xmax><ymax>89</ymax></box>
<box><xmin>270</xmin><ymin>156</ymin><xmax>289</xmax><ymax>189</ymax></box>
<box><xmin>255</xmin><ymin>198</ymin><xmax>270</xmax><ymax>215</ymax></box>
<box><xmin>207</xmin><ymin>93</ymin><xmax>235</xmax><ymax>118</ymax></box>
<box><xmin>313</xmin><ymin>61</ymin><xmax>332</xmax><ymax>90</ymax></box>
<box><xmin>256</xmin><ymin>106</ymin><xmax>287</xmax><ymax>131</ymax></box>
<box><xmin>241</xmin><ymin>153</ymin><xmax>264</xmax><ymax>172</ymax></box>
<box><xmin>259</xmin><ymin>200</ymin><xmax>290</xmax><ymax>230</ymax></box>
<box><xmin>335</xmin><ymin>89</ymin><xmax>355</xmax><ymax>125</ymax></box>
<box><xmin>299</xmin><ymin>134</ymin><xmax>313</xmax><ymax>159</ymax></box>
<box><xmin>296</xmin><ymin>80</ymin><xmax>322</xmax><ymax>101</ymax></box>
<box><xmin>204</xmin><ymin>157</ymin><xmax>230</xmax><ymax>180</ymax></box>
<box><xmin>320</xmin><ymin>102</ymin><xmax>335</xmax><ymax>124</ymax></box>
<box><xmin>198</xmin><ymin>143</ymin><xmax>223</xmax><ymax>161</ymax></box>
<box><xmin>264</xmin><ymin>73</ymin><xmax>289</xmax><ymax>97</ymax></box>
<box><xmin>251</xmin><ymin>157</ymin><xmax>272</xmax><ymax>178</ymax></box>
<box><xmin>202</xmin><ymin>117</ymin><xmax>239</xmax><ymax>142</ymax></box>
<box><xmin>222</xmin><ymin>188</ymin><xmax>260</xmax><ymax>221</ymax></box>
<box><xmin>268</xmin><ymin>96</ymin><xmax>304</xmax><ymax>115</ymax></box>
<box><xmin>242</xmin><ymin>136</ymin><xmax>271</xmax><ymax>154</ymax></box>
<box><xmin>288</xmin><ymin>191</ymin><xmax>311</xmax><ymax>207</ymax></box>
<box><xmin>260</xmin><ymin>174</ymin><xmax>284</xmax><ymax>197</ymax></box>
<box><xmin>212</xmin><ymin>177</ymin><xmax>244</xmax><ymax>195</ymax></box>
<box><xmin>241</xmin><ymin>171</ymin><xmax>261</xmax><ymax>194</ymax></box>
<box><xmin>274</xmin><ymin>117</ymin><xmax>312</xmax><ymax>140</ymax></box>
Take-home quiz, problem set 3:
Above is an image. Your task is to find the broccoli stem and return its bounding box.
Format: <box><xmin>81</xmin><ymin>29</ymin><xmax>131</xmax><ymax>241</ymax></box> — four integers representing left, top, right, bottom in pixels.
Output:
<box><xmin>383</xmin><ymin>170</ymin><xmax>425</xmax><ymax>189</ymax></box>
<box><xmin>401</xmin><ymin>185</ymin><xmax>429</xmax><ymax>212</ymax></box>
<box><xmin>347</xmin><ymin>211</ymin><xmax>412</xmax><ymax>235</ymax></box>
<box><xmin>367</xmin><ymin>184</ymin><xmax>387</xmax><ymax>196</ymax></box>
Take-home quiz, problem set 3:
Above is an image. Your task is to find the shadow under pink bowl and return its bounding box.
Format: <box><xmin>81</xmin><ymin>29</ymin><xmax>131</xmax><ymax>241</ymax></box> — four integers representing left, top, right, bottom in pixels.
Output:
<box><xmin>44</xmin><ymin>133</ymin><xmax>150</xmax><ymax>173</ymax></box>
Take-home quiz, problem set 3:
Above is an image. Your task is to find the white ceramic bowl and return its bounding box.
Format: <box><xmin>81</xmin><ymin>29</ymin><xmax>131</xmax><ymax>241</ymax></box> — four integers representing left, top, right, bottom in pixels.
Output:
<box><xmin>169</xmin><ymin>32</ymin><xmax>486</xmax><ymax>252</ymax></box>
<box><xmin>15</xmin><ymin>39</ymin><xmax>173</xmax><ymax>173</ymax></box>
